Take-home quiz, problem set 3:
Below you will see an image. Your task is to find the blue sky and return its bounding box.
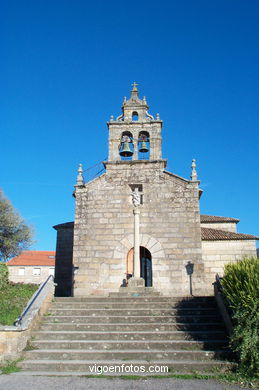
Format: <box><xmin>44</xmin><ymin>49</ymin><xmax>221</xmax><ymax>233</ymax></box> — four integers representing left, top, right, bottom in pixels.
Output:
<box><xmin>1</xmin><ymin>0</ymin><xmax>258</xmax><ymax>250</ymax></box>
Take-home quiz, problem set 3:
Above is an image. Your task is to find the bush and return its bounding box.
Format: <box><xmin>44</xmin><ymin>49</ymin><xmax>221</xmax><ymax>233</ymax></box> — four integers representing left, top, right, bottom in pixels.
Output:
<box><xmin>0</xmin><ymin>262</ymin><xmax>9</xmax><ymax>289</ymax></box>
<box><xmin>221</xmin><ymin>257</ymin><xmax>259</xmax><ymax>376</ymax></box>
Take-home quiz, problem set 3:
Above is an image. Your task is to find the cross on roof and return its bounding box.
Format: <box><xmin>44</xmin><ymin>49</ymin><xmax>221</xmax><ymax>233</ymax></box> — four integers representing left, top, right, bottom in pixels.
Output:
<box><xmin>131</xmin><ymin>82</ymin><xmax>138</xmax><ymax>90</ymax></box>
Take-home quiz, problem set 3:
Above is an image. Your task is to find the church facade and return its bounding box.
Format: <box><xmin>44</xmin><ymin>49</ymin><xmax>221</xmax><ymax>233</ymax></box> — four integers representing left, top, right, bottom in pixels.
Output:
<box><xmin>54</xmin><ymin>85</ymin><xmax>258</xmax><ymax>297</ymax></box>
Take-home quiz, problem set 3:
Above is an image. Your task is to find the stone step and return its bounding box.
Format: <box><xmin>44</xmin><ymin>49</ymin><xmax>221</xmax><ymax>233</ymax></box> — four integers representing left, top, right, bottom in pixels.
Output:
<box><xmin>31</xmin><ymin>339</ymin><xmax>228</xmax><ymax>351</ymax></box>
<box><xmin>55</xmin><ymin>297</ymin><xmax>170</xmax><ymax>303</ymax></box>
<box><xmin>33</xmin><ymin>330</ymin><xmax>227</xmax><ymax>341</ymax></box>
<box><xmin>50</xmin><ymin>302</ymin><xmax>217</xmax><ymax>310</ymax></box>
<box><xmin>18</xmin><ymin>359</ymin><xmax>234</xmax><ymax>374</ymax></box>
<box><xmin>40</xmin><ymin>322</ymin><xmax>225</xmax><ymax>331</ymax></box>
<box><xmin>53</xmin><ymin>302</ymin><xmax>216</xmax><ymax>309</ymax></box>
<box><xmin>19</xmin><ymin>294</ymin><xmax>231</xmax><ymax>376</ymax></box>
<box><xmin>54</xmin><ymin>296</ymin><xmax>215</xmax><ymax>304</ymax></box>
<box><xmin>109</xmin><ymin>290</ymin><xmax>161</xmax><ymax>297</ymax></box>
<box><xmin>47</xmin><ymin>308</ymin><xmax>218</xmax><ymax>316</ymax></box>
<box><xmin>23</xmin><ymin>349</ymin><xmax>232</xmax><ymax>361</ymax></box>
<box><xmin>42</xmin><ymin>315</ymin><xmax>221</xmax><ymax>324</ymax></box>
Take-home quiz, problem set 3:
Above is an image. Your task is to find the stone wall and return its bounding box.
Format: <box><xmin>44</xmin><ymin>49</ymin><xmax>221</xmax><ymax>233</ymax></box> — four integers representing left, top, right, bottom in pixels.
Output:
<box><xmin>0</xmin><ymin>278</ymin><xmax>54</xmax><ymax>364</ymax></box>
<box><xmin>201</xmin><ymin>222</ymin><xmax>237</xmax><ymax>232</ymax></box>
<box><xmin>202</xmin><ymin>239</ymin><xmax>257</xmax><ymax>293</ymax></box>
<box><xmin>108</xmin><ymin>121</ymin><xmax>162</xmax><ymax>161</ymax></box>
<box><xmin>73</xmin><ymin>160</ymin><xmax>204</xmax><ymax>297</ymax></box>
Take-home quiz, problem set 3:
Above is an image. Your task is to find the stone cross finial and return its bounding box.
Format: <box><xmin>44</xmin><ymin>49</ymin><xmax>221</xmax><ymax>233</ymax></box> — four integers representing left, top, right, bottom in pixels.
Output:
<box><xmin>191</xmin><ymin>159</ymin><xmax>198</xmax><ymax>181</ymax></box>
<box><xmin>76</xmin><ymin>163</ymin><xmax>84</xmax><ymax>186</ymax></box>
<box><xmin>131</xmin><ymin>82</ymin><xmax>138</xmax><ymax>90</ymax></box>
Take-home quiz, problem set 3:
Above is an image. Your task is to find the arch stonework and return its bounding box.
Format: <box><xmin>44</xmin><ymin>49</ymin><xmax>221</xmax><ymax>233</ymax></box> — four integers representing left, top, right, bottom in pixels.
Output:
<box><xmin>113</xmin><ymin>234</ymin><xmax>168</xmax><ymax>291</ymax></box>
<box><xmin>113</xmin><ymin>233</ymin><xmax>165</xmax><ymax>259</ymax></box>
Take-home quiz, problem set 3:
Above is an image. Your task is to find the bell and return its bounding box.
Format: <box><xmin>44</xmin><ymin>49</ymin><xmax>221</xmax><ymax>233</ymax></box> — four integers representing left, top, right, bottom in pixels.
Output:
<box><xmin>120</xmin><ymin>141</ymin><xmax>133</xmax><ymax>157</ymax></box>
<box><xmin>139</xmin><ymin>141</ymin><xmax>148</xmax><ymax>153</ymax></box>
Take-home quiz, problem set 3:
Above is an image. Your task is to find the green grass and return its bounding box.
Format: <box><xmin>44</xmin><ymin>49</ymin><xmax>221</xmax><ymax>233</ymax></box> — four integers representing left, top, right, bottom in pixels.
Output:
<box><xmin>0</xmin><ymin>360</ymin><xmax>21</xmax><ymax>374</ymax></box>
<box><xmin>81</xmin><ymin>365</ymin><xmax>259</xmax><ymax>388</ymax></box>
<box><xmin>23</xmin><ymin>340</ymin><xmax>37</xmax><ymax>351</ymax></box>
<box><xmin>80</xmin><ymin>372</ymin><xmax>258</xmax><ymax>388</ymax></box>
<box><xmin>0</xmin><ymin>282</ymin><xmax>38</xmax><ymax>325</ymax></box>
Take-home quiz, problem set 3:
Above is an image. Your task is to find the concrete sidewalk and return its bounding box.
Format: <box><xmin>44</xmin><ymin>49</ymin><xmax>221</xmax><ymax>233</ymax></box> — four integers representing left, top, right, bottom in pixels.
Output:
<box><xmin>0</xmin><ymin>375</ymin><xmax>247</xmax><ymax>390</ymax></box>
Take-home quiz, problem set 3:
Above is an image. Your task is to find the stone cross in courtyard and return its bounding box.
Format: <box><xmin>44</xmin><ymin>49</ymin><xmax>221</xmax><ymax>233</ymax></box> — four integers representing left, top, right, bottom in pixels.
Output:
<box><xmin>131</xmin><ymin>187</ymin><xmax>143</xmax><ymax>281</ymax></box>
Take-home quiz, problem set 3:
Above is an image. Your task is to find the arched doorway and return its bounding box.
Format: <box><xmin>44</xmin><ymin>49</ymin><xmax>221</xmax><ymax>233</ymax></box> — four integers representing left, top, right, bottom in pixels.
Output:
<box><xmin>126</xmin><ymin>248</ymin><xmax>134</xmax><ymax>280</ymax></box>
<box><xmin>140</xmin><ymin>247</ymin><xmax>152</xmax><ymax>287</ymax></box>
<box><xmin>126</xmin><ymin>247</ymin><xmax>152</xmax><ymax>287</ymax></box>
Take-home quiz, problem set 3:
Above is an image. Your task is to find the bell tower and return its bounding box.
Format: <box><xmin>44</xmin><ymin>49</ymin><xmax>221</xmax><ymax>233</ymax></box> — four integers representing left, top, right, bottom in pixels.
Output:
<box><xmin>70</xmin><ymin>82</ymin><xmax>205</xmax><ymax>297</ymax></box>
<box><xmin>107</xmin><ymin>83</ymin><xmax>164</xmax><ymax>162</ymax></box>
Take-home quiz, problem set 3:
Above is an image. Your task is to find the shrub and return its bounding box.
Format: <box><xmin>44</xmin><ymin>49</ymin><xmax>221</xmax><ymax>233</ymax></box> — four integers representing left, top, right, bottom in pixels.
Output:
<box><xmin>221</xmin><ymin>257</ymin><xmax>259</xmax><ymax>376</ymax></box>
<box><xmin>0</xmin><ymin>262</ymin><xmax>9</xmax><ymax>289</ymax></box>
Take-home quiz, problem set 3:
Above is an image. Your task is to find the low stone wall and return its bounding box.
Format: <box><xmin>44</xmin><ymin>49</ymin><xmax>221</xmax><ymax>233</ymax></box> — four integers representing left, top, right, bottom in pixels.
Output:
<box><xmin>214</xmin><ymin>279</ymin><xmax>233</xmax><ymax>335</ymax></box>
<box><xmin>0</xmin><ymin>278</ymin><xmax>54</xmax><ymax>364</ymax></box>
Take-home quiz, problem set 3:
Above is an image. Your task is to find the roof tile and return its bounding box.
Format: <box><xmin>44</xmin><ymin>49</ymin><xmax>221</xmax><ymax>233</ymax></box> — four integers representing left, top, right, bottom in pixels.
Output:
<box><xmin>201</xmin><ymin>228</ymin><xmax>259</xmax><ymax>241</ymax></box>
<box><xmin>7</xmin><ymin>251</ymin><xmax>55</xmax><ymax>266</ymax></box>
<box><xmin>200</xmin><ymin>215</ymin><xmax>239</xmax><ymax>223</ymax></box>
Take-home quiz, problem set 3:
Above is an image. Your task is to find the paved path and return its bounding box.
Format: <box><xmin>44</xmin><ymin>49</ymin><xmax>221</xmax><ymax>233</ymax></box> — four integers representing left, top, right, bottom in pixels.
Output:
<box><xmin>0</xmin><ymin>375</ymin><xmax>247</xmax><ymax>390</ymax></box>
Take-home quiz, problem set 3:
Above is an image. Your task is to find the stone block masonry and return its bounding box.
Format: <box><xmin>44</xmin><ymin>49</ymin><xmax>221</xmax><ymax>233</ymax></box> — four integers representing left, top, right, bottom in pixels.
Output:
<box><xmin>53</xmin><ymin>84</ymin><xmax>258</xmax><ymax>298</ymax></box>
<box><xmin>73</xmin><ymin>160</ymin><xmax>204</xmax><ymax>296</ymax></box>
<box><xmin>0</xmin><ymin>278</ymin><xmax>54</xmax><ymax>364</ymax></box>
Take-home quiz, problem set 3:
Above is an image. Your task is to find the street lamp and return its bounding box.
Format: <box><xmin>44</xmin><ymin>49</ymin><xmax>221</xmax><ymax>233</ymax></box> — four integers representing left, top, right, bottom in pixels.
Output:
<box><xmin>185</xmin><ymin>261</ymin><xmax>194</xmax><ymax>296</ymax></box>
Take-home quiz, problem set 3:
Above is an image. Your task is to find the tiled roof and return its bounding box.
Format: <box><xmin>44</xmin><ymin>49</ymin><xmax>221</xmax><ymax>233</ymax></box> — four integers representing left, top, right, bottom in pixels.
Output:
<box><xmin>200</xmin><ymin>215</ymin><xmax>240</xmax><ymax>223</ymax></box>
<box><xmin>7</xmin><ymin>251</ymin><xmax>55</xmax><ymax>266</ymax></box>
<box><xmin>201</xmin><ymin>228</ymin><xmax>259</xmax><ymax>241</ymax></box>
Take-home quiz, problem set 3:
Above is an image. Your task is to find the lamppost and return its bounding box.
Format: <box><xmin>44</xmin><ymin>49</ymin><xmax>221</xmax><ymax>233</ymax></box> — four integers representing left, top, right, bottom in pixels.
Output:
<box><xmin>185</xmin><ymin>261</ymin><xmax>194</xmax><ymax>296</ymax></box>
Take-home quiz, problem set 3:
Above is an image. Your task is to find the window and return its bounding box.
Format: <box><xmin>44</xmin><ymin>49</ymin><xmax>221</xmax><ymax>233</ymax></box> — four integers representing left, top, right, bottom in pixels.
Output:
<box><xmin>33</xmin><ymin>268</ymin><xmax>41</xmax><ymax>276</ymax></box>
<box><xmin>119</xmin><ymin>131</ymin><xmax>134</xmax><ymax>161</ymax></box>
<box><xmin>18</xmin><ymin>268</ymin><xmax>25</xmax><ymax>276</ymax></box>
<box><xmin>132</xmin><ymin>111</ymin><xmax>138</xmax><ymax>121</ymax></box>
<box><xmin>49</xmin><ymin>267</ymin><xmax>55</xmax><ymax>276</ymax></box>
<box><xmin>138</xmin><ymin>131</ymin><xmax>150</xmax><ymax>160</ymax></box>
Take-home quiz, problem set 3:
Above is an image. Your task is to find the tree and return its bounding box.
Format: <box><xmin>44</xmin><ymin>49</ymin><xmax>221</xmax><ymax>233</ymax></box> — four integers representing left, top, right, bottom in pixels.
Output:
<box><xmin>0</xmin><ymin>190</ymin><xmax>33</xmax><ymax>262</ymax></box>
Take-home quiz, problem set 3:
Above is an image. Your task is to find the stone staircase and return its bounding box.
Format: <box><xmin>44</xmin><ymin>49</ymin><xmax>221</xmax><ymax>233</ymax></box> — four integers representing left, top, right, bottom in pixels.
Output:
<box><xmin>18</xmin><ymin>293</ymin><xmax>234</xmax><ymax>376</ymax></box>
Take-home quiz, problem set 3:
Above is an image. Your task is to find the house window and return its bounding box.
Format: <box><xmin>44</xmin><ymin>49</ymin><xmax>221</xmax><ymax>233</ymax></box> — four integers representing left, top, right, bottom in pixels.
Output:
<box><xmin>49</xmin><ymin>267</ymin><xmax>55</xmax><ymax>276</ymax></box>
<box><xmin>33</xmin><ymin>268</ymin><xmax>41</xmax><ymax>276</ymax></box>
<box><xmin>18</xmin><ymin>268</ymin><xmax>25</xmax><ymax>276</ymax></box>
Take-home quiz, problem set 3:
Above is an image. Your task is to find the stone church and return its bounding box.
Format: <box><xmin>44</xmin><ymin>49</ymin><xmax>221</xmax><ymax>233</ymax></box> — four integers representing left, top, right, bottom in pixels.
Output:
<box><xmin>54</xmin><ymin>84</ymin><xmax>258</xmax><ymax>297</ymax></box>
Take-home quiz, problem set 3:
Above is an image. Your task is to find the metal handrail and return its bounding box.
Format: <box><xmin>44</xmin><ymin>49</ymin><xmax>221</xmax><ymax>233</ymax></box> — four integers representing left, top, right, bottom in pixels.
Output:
<box><xmin>13</xmin><ymin>274</ymin><xmax>54</xmax><ymax>326</ymax></box>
